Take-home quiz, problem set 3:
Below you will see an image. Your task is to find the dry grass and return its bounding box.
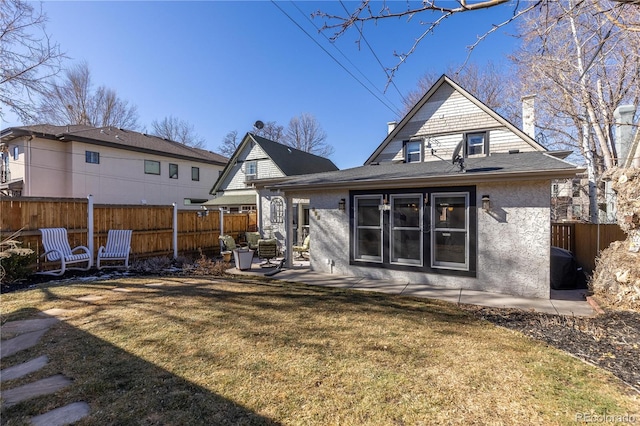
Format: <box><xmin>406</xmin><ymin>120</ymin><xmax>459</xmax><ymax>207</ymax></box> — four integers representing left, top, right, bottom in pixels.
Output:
<box><xmin>1</xmin><ymin>277</ymin><xmax>638</xmax><ymax>425</ymax></box>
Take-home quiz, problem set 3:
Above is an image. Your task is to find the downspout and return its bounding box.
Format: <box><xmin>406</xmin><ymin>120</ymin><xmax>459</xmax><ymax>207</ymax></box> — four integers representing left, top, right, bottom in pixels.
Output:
<box><xmin>87</xmin><ymin>194</ymin><xmax>94</xmax><ymax>268</ymax></box>
<box><xmin>172</xmin><ymin>203</ymin><xmax>178</xmax><ymax>260</ymax></box>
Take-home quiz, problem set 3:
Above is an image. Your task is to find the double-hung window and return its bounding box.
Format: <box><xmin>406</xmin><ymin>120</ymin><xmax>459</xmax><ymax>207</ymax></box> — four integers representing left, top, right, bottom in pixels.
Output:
<box><xmin>390</xmin><ymin>194</ymin><xmax>423</xmax><ymax>265</ymax></box>
<box><xmin>466</xmin><ymin>132</ymin><xmax>486</xmax><ymax>156</ymax></box>
<box><xmin>169</xmin><ymin>163</ymin><xmax>178</xmax><ymax>179</ymax></box>
<box><xmin>431</xmin><ymin>193</ymin><xmax>469</xmax><ymax>270</ymax></box>
<box><xmin>354</xmin><ymin>196</ymin><xmax>383</xmax><ymax>262</ymax></box>
<box><xmin>404</xmin><ymin>140</ymin><xmax>422</xmax><ymax>163</ymax></box>
<box><xmin>85</xmin><ymin>151</ymin><xmax>100</xmax><ymax>164</ymax></box>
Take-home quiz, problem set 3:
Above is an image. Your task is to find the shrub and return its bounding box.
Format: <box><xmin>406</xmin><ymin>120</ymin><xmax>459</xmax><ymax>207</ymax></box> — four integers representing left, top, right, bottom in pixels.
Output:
<box><xmin>187</xmin><ymin>251</ymin><xmax>230</xmax><ymax>276</ymax></box>
<box><xmin>1</xmin><ymin>240</ymin><xmax>37</xmax><ymax>283</ymax></box>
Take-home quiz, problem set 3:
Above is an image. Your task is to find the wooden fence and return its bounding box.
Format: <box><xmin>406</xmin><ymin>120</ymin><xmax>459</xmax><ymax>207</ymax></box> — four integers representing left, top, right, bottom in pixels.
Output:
<box><xmin>551</xmin><ymin>222</ymin><xmax>626</xmax><ymax>272</ymax></box>
<box><xmin>1</xmin><ymin>197</ymin><xmax>257</xmax><ymax>270</ymax></box>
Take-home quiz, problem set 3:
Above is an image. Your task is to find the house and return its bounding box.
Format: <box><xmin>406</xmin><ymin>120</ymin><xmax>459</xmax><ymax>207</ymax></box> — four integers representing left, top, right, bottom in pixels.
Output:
<box><xmin>205</xmin><ymin>132</ymin><xmax>338</xmax><ymax>243</ymax></box>
<box><xmin>260</xmin><ymin>75</ymin><xmax>584</xmax><ymax>299</ymax></box>
<box><xmin>0</xmin><ymin>124</ymin><xmax>227</xmax><ymax>208</ymax></box>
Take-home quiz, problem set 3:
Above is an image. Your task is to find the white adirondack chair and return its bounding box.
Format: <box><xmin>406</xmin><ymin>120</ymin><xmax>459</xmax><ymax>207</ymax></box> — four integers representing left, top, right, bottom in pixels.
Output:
<box><xmin>97</xmin><ymin>230</ymin><xmax>132</xmax><ymax>270</ymax></box>
<box><xmin>39</xmin><ymin>228</ymin><xmax>92</xmax><ymax>276</ymax></box>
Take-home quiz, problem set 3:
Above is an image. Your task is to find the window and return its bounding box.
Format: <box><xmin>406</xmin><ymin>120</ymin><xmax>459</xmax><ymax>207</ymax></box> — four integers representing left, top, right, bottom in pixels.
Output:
<box><xmin>169</xmin><ymin>163</ymin><xmax>178</xmax><ymax>179</ymax></box>
<box><xmin>192</xmin><ymin>167</ymin><xmax>200</xmax><ymax>181</ymax></box>
<box><xmin>350</xmin><ymin>187</ymin><xmax>476</xmax><ymax>276</ymax></box>
<box><xmin>245</xmin><ymin>161</ymin><xmax>257</xmax><ymax>181</ymax></box>
<box><xmin>354</xmin><ymin>196</ymin><xmax>383</xmax><ymax>262</ymax></box>
<box><xmin>13</xmin><ymin>146</ymin><xmax>19</xmax><ymax>160</ymax></box>
<box><xmin>390</xmin><ymin>194</ymin><xmax>423</xmax><ymax>265</ymax></box>
<box><xmin>571</xmin><ymin>204</ymin><xmax>582</xmax><ymax>220</ymax></box>
<box><xmin>85</xmin><ymin>151</ymin><xmax>100</xmax><ymax>164</ymax></box>
<box><xmin>404</xmin><ymin>140</ymin><xmax>422</xmax><ymax>163</ymax></box>
<box><xmin>572</xmin><ymin>180</ymin><xmax>581</xmax><ymax>197</ymax></box>
<box><xmin>432</xmin><ymin>193</ymin><xmax>469</xmax><ymax>270</ymax></box>
<box><xmin>552</xmin><ymin>183</ymin><xmax>559</xmax><ymax>197</ymax></box>
<box><xmin>144</xmin><ymin>160</ymin><xmax>160</xmax><ymax>175</ymax></box>
<box><xmin>271</xmin><ymin>198</ymin><xmax>284</xmax><ymax>223</ymax></box>
<box><xmin>466</xmin><ymin>133</ymin><xmax>486</xmax><ymax>156</ymax></box>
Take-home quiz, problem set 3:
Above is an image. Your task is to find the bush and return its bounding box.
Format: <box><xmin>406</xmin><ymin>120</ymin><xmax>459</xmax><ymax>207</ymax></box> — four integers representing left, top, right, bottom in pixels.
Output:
<box><xmin>1</xmin><ymin>240</ymin><xmax>37</xmax><ymax>283</ymax></box>
<box><xmin>130</xmin><ymin>256</ymin><xmax>173</xmax><ymax>273</ymax></box>
<box><xmin>186</xmin><ymin>251</ymin><xmax>230</xmax><ymax>276</ymax></box>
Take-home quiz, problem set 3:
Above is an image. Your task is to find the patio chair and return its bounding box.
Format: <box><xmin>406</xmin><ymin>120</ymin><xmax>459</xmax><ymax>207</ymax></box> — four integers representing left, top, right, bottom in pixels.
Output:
<box><xmin>39</xmin><ymin>228</ymin><xmax>92</xmax><ymax>276</ymax></box>
<box><xmin>244</xmin><ymin>231</ymin><xmax>261</xmax><ymax>250</ymax></box>
<box><xmin>292</xmin><ymin>235</ymin><xmax>310</xmax><ymax>260</ymax></box>
<box><xmin>257</xmin><ymin>238</ymin><xmax>278</xmax><ymax>268</ymax></box>
<box><xmin>97</xmin><ymin>230</ymin><xmax>132</xmax><ymax>270</ymax></box>
<box><xmin>219</xmin><ymin>235</ymin><xmax>237</xmax><ymax>252</ymax></box>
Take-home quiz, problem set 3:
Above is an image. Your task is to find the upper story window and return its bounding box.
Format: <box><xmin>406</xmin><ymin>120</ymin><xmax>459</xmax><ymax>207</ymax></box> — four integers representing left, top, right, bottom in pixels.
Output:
<box><xmin>169</xmin><ymin>163</ymin><xmax>178</xmax><ymax>179</ymax></box>
<box><xmin>144</xmin><ymin>160</ymin><xmax>161</xmax><ymax>175</ymax></box>
<box><xmin>85</xmin><ymin>151</ymin><xmax>100</xmax><ymax>164</ymax></box>
<box><xmin>245</xmin><ymin>161</ymin><xmax>257</xmax><ymax>181</ymax></box>
<box><xmin>13</xmin><ymin>146</ymin><xmax>19</xmax><ymax>160</ymax></box>
<box><xmin>466</xmin><ymin>132</ymin><xmax>487</xmax><ymax>156</ymax></box>
<box><xmin>404</xmin><ymin>140</ymin><xmax>422</xmax><ymax>163</ymax></box>
<box><xmin>192</xmin><ymin>167</ymin><xmax>200</xmax><ymax>181</ymax></box>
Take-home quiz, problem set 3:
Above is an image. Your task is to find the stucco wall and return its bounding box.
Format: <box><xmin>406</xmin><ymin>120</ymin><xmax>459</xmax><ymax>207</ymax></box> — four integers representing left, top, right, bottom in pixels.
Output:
<box><xmin>294</xmin><ymin>180</ymin><xmax>551</xmax><ymax>299</ymax></box>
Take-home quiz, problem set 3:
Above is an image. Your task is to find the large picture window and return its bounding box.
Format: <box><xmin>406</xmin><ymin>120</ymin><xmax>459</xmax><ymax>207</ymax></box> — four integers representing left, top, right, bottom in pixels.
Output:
<box><xmin>144</xmin><ymin>160</ymin><xmax>160</xmax><ymax>175</ymax></box>
<box><xmin>354</xmin><ymin>196</ymin><xmax>383</xmax><ymax>262</ymax></box>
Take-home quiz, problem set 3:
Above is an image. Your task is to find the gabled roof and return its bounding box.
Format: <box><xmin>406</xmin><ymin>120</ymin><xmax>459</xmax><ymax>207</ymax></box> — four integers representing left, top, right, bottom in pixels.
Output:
<box><xmin>365</xmin><ymin>74</ymin><xmax>547</xmax><ymax>165</ymax></box>
<box><xmin>266</xmin><ymin>151</ymin><xmax>584</xmax><ymax>192</ymax></box>
<box><xmin>0</xmin><ymin>124</ymin><xmax>228</xmax><ymax>165</ymax></box>
<box><xmin>210</xmin><ymin>132</ymin><xmax>338</xmax><ymax>194</ymax></box>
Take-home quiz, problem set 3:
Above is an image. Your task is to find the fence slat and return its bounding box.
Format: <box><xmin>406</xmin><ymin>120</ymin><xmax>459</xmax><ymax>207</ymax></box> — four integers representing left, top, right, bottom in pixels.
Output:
<box><xmin>1</xmin><ymin>198</ymin><xmax>257</xmax><ymax>268</ymax></box>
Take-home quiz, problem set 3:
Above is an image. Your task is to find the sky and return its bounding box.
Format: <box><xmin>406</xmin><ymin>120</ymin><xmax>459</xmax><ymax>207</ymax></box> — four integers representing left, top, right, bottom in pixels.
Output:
<box><xmin>3</xmin><ymin>1</ymin><xmax>524</xmax><ymax>169</ymax></box>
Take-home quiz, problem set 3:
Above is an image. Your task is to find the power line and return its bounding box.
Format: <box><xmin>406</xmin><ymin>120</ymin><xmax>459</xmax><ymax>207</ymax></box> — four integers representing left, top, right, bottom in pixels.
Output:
<box><xmin>337</xmin><ymin>0</ymin><xmax>407</xmax><ymax>105</ymax></box>
<box><xmin>290</xmin><ymin>1</ymin><xmax>404</xmax><ymax>116</ymax></box>
<box><xmin>270</xmin><ymin>1</ymin><xmax>402</xmax><ymax>117</ymax></box>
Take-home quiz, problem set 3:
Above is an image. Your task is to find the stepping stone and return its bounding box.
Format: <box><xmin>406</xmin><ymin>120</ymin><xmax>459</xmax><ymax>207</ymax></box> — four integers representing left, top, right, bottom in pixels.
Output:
<box><xmin>1</xmin><ymin>329</ymin><xmax>48</xmax><ymax>359</ymax></box>
<box><xmin>31</xmin><ymin>401</ymin><xmax>90</xmax><ymax>426</ymax></box>
<box><xmin>75</xmin><ymin>295</ymin><xmax>104</xmax><ymax>302</ymax></box>
<box><xmin>39</xmin><ymin>308</ymin><xmax>73</xmax><ymax>318</ymax></box>
<box><xmin>145</xmin><ymin>283</ymin><xmax>165</xmax><ymax>287</ymax></box>
<box><xmin>1</xmin><ymin>374</ymin><xmax>72</xmax><ymax>407</ymax></box>
<box><xmin>1</xmin><ymin>318</ymin><xmax>59</xmax><ymax>336</ymax></box>
<box><xmin>0</xmin><ymin>355</ymin><xmax>48</xmax><ymax>382</ymax></box>
<box><xmin>111</xmin><ymin>288</ymin><xmax>132</xmax><ymax>292</ymax></box>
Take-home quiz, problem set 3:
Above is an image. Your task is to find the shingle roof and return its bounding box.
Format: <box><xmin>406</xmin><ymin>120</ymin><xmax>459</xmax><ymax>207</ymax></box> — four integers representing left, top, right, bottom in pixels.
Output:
<box><xmin>1</xmin><ymin>124</ymin><xmax>228</xmax><ymax>165</ymax></box>
<box><xmin>250</xmin><ymin>134</ymin><xmax>338</xmax><ymax>175</ymax></box>
<box><xmin>265</xmin><ymin>151</ymin><xmax>584</xmax><ymax>191</ymax></box>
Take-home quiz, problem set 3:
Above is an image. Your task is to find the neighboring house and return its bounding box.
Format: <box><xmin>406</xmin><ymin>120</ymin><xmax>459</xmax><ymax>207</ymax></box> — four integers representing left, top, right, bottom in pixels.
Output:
<box><xmin>261</xmin><ymin>75</ymin><xmax>584</xmax><ymax>299</ymax></box>
<box><xmin>205</xmin><ymin>132</ymin><xmax>338</xmax><ymax>243</ymax></box>
<box><xmin>550</xmin><ymin>175</ymin><xmax>591</xmax><ymax>222</ymax></box>
<box><xmin>0</xmin><ymin>125</ymin><xmax>227</xmax><ymax>208</ymax></box>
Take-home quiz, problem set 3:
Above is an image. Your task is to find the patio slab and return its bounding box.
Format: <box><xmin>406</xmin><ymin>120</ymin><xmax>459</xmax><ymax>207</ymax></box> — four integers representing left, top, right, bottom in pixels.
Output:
<box><xmin>1</xmin><ymin>329</ymin><xmax>48</xmax><ymax>359</ymax></box>
<box><xmin>1</xmin><ymin>374</ymin><xmax>72</xmax><ymax>407</ymax></box>
<box><xmin>1</xmin><ymin>318</ymin><xmax>59</xmax><ymax>336</ymax></box>
<box><xmin>31</xmin><ymin>401</ymin><xmax>90</xmax><ymax>426</ymax></box>
<box><xmin>0</xmin><ymin>355</ymin><xmax>49</xmax><ymax>382</ymax></box>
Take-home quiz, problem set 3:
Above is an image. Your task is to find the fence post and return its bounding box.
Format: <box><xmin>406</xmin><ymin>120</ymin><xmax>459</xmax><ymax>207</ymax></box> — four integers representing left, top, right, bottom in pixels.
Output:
<box><xmin>172</xmin><ymin>203</ymin><xmax>178</xmax><ymax>260</ymax></box>
<box><xmin>87</xmin><ymin>194</ymin><xmax>94</xmax><ymax>266</ymax></box>
<box><xmin>219</xmin><ymin>208</ymin><xmax>224</xmax><ymax>235</ymax></box>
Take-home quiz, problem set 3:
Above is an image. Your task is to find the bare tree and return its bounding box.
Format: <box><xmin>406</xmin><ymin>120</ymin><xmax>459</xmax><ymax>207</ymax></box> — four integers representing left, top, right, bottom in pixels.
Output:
<box><xmin>283</xmin><ymin>113</ymin><xmax>334</xmax><ymax>157</ymax></box>
<box><xmin>253</xmin><ymin>121</ymin><xmax>285</xmax><ymax>142</ymax></box>
<box><xmin>514</xmin><ymin>0</ymin><xmax>640</xmax><ymax>222</ymax></box>
<box><xmin>218</xmin><ymin>130</ymin><xmax>239</xmax><ymax>157</ymax></box>
<box><xmin>151</xmin><ymin>115</ymin><xmax>205</xmax><ymax>148</ymax></box>
<box><xmin>315</xmin><ymin>1</ymin><xmax>637</xmax><ymax>88</ymax></box>
<box><xmin>1</xmin><ymin>0</ymin><xmax>64</xmax><ymax>121</ymax></box>
<box><xmin>37</xmin><ymin>62</ymin><xmax>139</xmax><ymax>129</ymax></box>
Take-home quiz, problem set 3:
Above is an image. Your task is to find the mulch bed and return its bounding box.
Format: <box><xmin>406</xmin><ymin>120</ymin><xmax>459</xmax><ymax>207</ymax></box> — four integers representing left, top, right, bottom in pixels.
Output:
<box><xmin>461</xmin><ymin>304</ymin><xmax>640</xmax><ymax>393</ymax></box>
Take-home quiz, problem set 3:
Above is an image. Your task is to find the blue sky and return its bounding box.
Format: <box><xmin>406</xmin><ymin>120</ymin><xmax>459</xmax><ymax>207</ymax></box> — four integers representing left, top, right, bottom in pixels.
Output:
<box><xmin>5</xmin><ymin>1</ymin><xmax>523</xmax><ymax>169</ymax></box>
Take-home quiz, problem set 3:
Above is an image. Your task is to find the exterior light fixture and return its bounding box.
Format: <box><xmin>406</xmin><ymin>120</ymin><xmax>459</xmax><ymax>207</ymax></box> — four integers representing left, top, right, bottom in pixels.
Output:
<box><xmin>338</xmin><ymin>198</ymin><xmax>346</xmax><ymax>212</ymax></box>
<box><xmin>482</xmin><ymin>195</ymin><xmax>491</xmax><ymax>211</ymax></box>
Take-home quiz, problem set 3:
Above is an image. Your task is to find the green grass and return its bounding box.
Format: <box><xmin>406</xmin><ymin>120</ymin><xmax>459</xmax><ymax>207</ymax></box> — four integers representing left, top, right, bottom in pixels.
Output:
<box><xmin>1</xmin><ymin>277</ymin><xmax>638</xmax><ymax>425</ymax></box>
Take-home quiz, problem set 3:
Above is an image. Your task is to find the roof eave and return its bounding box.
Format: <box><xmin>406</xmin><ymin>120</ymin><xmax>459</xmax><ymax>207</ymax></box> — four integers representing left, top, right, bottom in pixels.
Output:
<box><xmin>266</xmin><ymin>167</ymin><xmax>586</xmax><ymax>192</ymax></box>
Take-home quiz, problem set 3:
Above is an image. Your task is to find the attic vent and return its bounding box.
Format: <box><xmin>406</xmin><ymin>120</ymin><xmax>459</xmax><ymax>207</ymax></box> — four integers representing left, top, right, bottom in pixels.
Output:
<box><xmin>509</xmin><ymin>149</ymin><xmax>520</xmax><ymax>154</ymax></box>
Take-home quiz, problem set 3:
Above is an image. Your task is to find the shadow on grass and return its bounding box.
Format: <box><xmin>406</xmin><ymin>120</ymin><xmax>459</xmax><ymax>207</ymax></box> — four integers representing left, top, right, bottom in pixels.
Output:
<box><xmin>1</xmin><ymin>307</ymin><xmax>281</xmax><ymax>425</ymax></box>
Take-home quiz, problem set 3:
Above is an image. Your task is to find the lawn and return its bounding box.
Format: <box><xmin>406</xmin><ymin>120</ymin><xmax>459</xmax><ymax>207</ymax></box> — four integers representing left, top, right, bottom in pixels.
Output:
<box><xmin>1</xmin><ymin>276</ymin><xmax>638</xmax><ymax>425</ymax></box>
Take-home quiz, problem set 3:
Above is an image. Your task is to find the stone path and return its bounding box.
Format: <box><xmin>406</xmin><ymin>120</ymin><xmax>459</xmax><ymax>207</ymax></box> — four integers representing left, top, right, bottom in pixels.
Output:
<box><xmin>1</xmin><ymin>309</ymin><xmax>91</xmax><ymax>425</ymax></box>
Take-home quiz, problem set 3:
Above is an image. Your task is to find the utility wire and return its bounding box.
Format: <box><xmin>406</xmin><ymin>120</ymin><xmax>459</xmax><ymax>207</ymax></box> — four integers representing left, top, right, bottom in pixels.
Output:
<box><xmin>270</xmin><ymin>0</ymin><xmax>401</xmax><ymax>117</ymax></box>
<box><xmin>338</xmin><ymin>0</ymin><xmax>407</xmax><ymax>106</ymax></box>
<box><xmin>290</xmin><ymin>1</ymin><xmax>403</xmax><ymax>116</ymax></box>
